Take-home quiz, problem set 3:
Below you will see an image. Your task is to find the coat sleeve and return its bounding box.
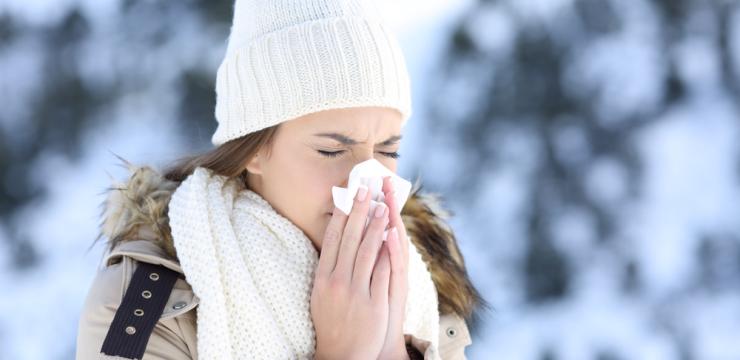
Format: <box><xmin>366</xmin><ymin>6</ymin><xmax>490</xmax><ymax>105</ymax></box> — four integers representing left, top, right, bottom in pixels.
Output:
<box><xmin>75</xmin><ymin>258</ymin><xmax>194</xmax><ymax>360</ymax></box>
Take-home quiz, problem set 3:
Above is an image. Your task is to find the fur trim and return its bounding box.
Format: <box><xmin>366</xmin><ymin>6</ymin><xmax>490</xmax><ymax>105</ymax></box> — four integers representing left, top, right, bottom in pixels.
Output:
<box><xmin>93</xmin><ymin>157</ymin><xmax>179</xmax><ymax>260</ymax></box>
<box><xmin>402</xmin><ymin>182</ymin><xmax>486</xmax><ymax>321</ymax></box>
<box><xmin>94</xmin><ymin>159</ymin><xmax>486</xmax><ymax>322</ymax></box>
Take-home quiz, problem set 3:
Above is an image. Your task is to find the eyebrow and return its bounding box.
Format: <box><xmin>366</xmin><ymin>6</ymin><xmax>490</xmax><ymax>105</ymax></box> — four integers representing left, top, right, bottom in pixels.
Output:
<box><xmin>313</xmin><ymin>132</ymin><xmax>403</xmax><ymax>146</ymax></box>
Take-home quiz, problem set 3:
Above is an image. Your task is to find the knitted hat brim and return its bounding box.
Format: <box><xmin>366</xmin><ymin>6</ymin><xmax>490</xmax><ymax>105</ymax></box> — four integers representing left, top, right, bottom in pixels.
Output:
<box><xmin>212</xmin><ymin>16</ymin><xmax>412</xmax><ymax>146</ymax></box>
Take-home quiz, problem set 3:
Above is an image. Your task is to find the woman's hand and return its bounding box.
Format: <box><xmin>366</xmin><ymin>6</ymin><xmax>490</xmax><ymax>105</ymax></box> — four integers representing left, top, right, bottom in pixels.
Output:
<box><xmin>311</xmin><ymin>183</ymin><xmax>393</xmax><ymax>360</ymax></box>
<box><xmin>377</xmin><ymin>176</ymin><xmax>411</xmax><ymax>360</ymax></box>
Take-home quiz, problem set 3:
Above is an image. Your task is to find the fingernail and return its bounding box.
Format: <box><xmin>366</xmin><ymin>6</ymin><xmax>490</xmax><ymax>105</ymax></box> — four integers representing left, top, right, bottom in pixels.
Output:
<box><xmin>389</xmin><ymin>227</ymin><xmax>398</xmax><ymax>241</ymax></box>
<box><xmin>356</xmin><ymin>185</ymin><xmax>368</xmax><ymax>201</ymax></box>
<box><xmin>374</xmin><ymin>203</ymin><xmax>387</xmax><ymax>218</ymax></box>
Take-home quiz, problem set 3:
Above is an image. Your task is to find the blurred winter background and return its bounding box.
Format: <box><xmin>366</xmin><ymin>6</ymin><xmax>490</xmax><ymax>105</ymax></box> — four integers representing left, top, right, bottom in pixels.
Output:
<box><xmin>1</xmin><ymin>0</ymin><xmax>738</xmax><ymax>359</ymax></box>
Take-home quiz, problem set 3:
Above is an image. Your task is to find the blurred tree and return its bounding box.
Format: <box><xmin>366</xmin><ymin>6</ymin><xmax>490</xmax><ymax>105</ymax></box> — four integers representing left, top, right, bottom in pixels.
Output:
<box><xmin>0</xmin><ymin>0</ymin><xmax>232</xmax><ymax>271</ymax></box>
<box><xmin>423</xmin><ymin>0</ymin><xmax>740</xmax><ymax>356</ymax></box>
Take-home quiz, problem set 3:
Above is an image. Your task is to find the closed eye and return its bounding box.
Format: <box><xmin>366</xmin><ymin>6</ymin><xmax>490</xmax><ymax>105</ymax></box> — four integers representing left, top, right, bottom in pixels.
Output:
<box><xmin>317</xmin><ymin>150</ymin><xmax>401</xmax><ymax>159</ymax></box>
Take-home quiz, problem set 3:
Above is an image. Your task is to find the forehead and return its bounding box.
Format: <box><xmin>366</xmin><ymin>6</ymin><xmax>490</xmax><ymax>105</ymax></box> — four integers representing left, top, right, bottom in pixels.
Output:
<box><xmin>286</xmin><ymin>106</ymin><xmax>403</xmax><ymax>134</ymax></box>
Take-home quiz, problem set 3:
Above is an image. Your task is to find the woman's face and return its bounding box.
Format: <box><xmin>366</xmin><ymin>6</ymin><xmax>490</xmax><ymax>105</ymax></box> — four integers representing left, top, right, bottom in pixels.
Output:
<box><xmin>246</xmin><ymin>106</ymin><xmax>403</xmax><ymax>251</ymax></box>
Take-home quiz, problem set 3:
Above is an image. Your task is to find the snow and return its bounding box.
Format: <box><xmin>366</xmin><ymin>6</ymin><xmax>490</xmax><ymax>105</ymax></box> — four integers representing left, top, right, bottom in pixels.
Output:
<box><xmin>465</xmin><ymin>3</ymin><xmax>517</xmax><ymax>57</ymax></box>
<box><xmin>0</xmin><ymin>108</ymin><xmax>185</xmax><ymax>359</ymax></box>
<box><xmin>631</xmin><ymin>96</ymin><xmax>740</xmax><ymax>295</ymax></box>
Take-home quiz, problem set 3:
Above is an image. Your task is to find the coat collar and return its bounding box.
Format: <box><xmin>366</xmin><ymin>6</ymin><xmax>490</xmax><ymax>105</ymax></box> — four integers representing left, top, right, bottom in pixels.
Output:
<box><xmin>95</xmin><ymin>162</ymin><xmax>485</xmax><ymax>322</ymax></box>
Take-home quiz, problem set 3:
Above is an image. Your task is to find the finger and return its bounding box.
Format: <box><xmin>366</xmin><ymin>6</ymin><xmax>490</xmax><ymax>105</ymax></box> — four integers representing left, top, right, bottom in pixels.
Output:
<box><xmin>385</xmin><ymin>228</ymin><xmax>408</xmax><ymax>344</ymax></box>
<box><xmin>316</xmin><ymin>206</ymin><xmax>349</xmax><ymax>279</ymax></box>
<box><xmin>351</xmin><ymin>202</ymin><xmax>389</xmax><ymax>293</ymax></box>
<box><xmin>382</xmin><ymin>177</ymin><xmax>408</xmax><ymax>261</ymax></box>
<box><xmin>370</xmin><ymin>242</ymin><xmax>391</xmax><ymax>302</ymax></box>
<box><xmin>334</xmin><ymin>184</ymin><xmax>371</xmax><ymax>281</ymax></box>
<box><xmin>381</xmin><ymin>176</ymin><xmax>397</xmax><ymax>221</ymax></box>
<box><xmin>382</xmin><ymin>176</ymin><xmax>403</xmax><ymax>232</ymax></box>
<box><xmin>386</xmin><ymin>227</ymin><xmax>407</xmax><ymax>302</ymax></box>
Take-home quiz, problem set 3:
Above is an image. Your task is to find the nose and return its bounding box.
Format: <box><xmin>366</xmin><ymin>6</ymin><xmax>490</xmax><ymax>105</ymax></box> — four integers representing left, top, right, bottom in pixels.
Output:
<box><xmin>338</xmin><ymin>152</ymin><xmax>375</xmax><ymax>188</ymax></box>
<box><xmin>351</xmin><ymin>149</ymin><xmax>374</xmax><ymax>163</ymax></box>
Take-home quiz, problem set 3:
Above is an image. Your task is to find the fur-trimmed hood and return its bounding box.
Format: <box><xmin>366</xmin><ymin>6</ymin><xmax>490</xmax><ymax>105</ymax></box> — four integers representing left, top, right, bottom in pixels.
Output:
<box><xmin>93</xmin><ymin>160</ymin><xmax>485</xmax><ymax>325</ymax></box>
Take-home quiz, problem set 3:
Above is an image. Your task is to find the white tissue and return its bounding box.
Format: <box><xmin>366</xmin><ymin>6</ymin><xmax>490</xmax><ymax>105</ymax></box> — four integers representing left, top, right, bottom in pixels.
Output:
<box><xmin>332</xmin><ymin>159</ymin><xmax>412</xmax><ymax>240</ymax></box>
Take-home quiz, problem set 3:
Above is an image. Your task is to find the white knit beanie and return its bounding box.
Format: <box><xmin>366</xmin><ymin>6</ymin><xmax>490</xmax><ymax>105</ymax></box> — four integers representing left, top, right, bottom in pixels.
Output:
<box><xmin>211</xmin><ymin>0</ymin><xmax>413</xmax><ymax>146</ymax></box>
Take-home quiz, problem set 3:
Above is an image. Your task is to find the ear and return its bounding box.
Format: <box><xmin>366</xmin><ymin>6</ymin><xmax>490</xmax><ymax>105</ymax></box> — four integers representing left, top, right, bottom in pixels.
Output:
<box><xmin>245</xmin><ymin>152</ymin><xmax>263</xmax><ymax>175</ymax></box>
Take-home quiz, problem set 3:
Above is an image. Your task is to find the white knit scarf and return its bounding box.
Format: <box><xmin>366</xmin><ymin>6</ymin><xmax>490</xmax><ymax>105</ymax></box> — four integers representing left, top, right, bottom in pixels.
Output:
<box><xmin>167</xmin><ymin>167</ymin><xmax>440</xmax><ymax>359</ymax></box>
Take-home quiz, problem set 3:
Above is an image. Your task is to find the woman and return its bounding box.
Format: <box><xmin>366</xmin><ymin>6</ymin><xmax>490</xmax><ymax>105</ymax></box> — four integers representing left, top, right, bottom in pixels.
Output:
<box><xmin>76</xmin><ymin>0</ymin><xmax>485</xmax><ymax>359</ymax></box>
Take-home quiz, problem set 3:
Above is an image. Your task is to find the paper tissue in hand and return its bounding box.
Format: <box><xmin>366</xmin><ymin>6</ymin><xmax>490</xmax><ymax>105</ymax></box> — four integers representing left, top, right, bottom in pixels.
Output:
<box><xmin>332</xmin><ymin>158</ymin><xmax>412</xmax><ymax>240</ymax></box>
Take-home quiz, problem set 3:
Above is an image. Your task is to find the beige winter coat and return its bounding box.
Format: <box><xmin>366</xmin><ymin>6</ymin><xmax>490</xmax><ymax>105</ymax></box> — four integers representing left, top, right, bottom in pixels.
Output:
<box><xmin>75</xmin><ymin>164</ymin><xmax>484</xmax><ymax>359</ymax></box>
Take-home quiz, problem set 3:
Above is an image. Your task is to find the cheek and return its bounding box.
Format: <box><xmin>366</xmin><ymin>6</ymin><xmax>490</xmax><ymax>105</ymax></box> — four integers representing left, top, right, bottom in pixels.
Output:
<box><xmin>294</xmin><ymin>158</ymin><xmax>341</xmax><ymax>214</ymax></box>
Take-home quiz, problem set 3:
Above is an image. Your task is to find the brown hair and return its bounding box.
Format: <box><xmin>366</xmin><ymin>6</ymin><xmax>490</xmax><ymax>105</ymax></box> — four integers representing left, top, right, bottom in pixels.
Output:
<box><xmin>162</xmin><ymin>125</ymin><xmax>280</xmax><ymax>186</ymax></box>
<box><xmin>89</xmin><ymin>125</ymin><xmax>281</xmax><ymax>257</ymax></box>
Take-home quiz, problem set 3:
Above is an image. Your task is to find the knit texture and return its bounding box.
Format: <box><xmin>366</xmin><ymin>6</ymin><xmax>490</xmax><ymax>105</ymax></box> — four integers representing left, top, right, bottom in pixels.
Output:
<box><xmin>212</xmin><ymin>0</ymin><xmax>413</xmax><ymax>146</ymax></box>
<box><xmin>167</xmin><ymin>167</ymin><xmax>440</xmax><ymax>359</ymax></box>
